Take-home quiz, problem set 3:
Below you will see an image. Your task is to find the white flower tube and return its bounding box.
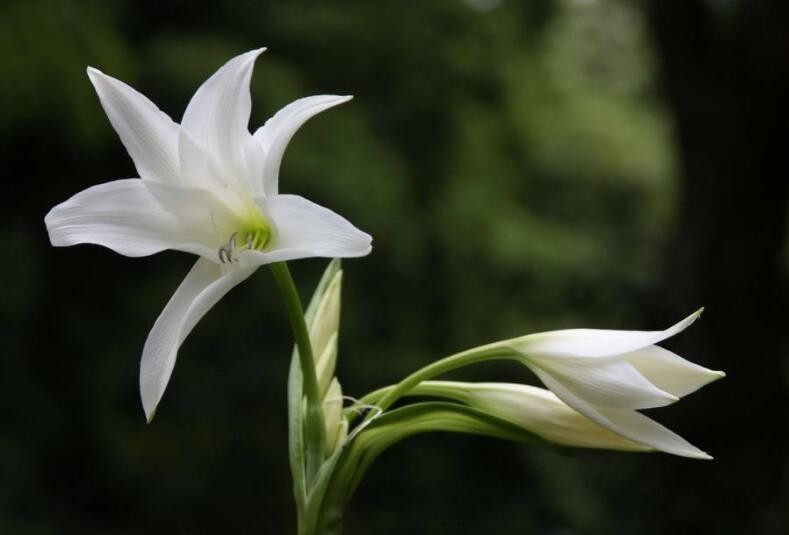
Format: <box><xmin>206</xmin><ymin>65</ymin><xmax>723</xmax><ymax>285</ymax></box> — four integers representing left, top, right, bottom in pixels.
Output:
<box><xmin>45</xmin><ymin>49</ymin><xmax>372</xmax><ymax>421</ymax></box>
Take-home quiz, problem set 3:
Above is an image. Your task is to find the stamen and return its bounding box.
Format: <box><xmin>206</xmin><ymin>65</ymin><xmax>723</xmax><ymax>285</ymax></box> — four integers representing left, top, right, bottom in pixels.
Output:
<box><xmin>218</xmin><ymin>232</ymin><xmax>238</xmax><ymax>264</ymax></box>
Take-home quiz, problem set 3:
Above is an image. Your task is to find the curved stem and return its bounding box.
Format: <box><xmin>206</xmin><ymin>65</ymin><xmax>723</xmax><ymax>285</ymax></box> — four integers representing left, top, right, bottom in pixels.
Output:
<box><xmin>271</xmin><ymin>261</ymin><xmax>326</xmax><ymax>486</ymax></box>
<box><xmin>357</xmin><ymin>381</ymin><xmax>471</xmax><ymax>407</ymax></box>
<box><xmin>355</xmin><ymin>343</ymin><xmax>513</xmax><ymax>425</ymax></box>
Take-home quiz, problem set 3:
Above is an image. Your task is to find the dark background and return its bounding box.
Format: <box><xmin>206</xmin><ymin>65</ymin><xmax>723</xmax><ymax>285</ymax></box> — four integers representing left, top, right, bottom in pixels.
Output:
<box><xmin>1</xmin><ymin>0</ymin><xmax>787</xmax><ymax>533</ymax></box>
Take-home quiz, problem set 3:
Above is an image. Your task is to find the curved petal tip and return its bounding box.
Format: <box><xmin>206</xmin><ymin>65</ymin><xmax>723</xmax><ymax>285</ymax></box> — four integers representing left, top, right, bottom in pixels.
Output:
<box><xmin>145</xmin><ymin>406</ymin><xmax>157</xmax><ymax>424</ymax></box>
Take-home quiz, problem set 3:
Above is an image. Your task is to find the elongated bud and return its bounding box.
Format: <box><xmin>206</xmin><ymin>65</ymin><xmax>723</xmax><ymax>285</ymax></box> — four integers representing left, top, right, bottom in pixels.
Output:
<box><xmin>417</xmin><ymin>381</ymin><xmax>650</xmax><ymax>452</ymax></box>
<box><xmin>310</xmin><ymin>270</ymin><xmax>342</xmax><ymax>397</ymax></box>
<box><xmin>316</xmin><ymin>332</ymin><xmax>338</xmax><ymax>399</ymax></box>
<box><xmin>323</xmin><ymin>378</ymin><xmax>348</xmax><ymax>455</ymax></box>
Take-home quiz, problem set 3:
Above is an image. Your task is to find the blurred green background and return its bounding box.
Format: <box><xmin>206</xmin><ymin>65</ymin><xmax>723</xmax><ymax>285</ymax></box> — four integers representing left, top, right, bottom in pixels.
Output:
<box><xmin>1</xmin><ymin>0</ymin><xmax>787</xmax><ymax>533</ymax></box>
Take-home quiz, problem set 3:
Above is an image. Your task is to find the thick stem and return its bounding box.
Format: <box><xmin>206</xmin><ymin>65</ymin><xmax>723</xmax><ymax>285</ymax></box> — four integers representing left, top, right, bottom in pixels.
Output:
<box><xmin>271</xmin><ymin>262</ymin><xmax>326</xmax><ymax>486</ymax></box>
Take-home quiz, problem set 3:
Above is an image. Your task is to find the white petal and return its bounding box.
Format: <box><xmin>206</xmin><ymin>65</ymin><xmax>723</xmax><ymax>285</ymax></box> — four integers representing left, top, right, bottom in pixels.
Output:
<box><xmin>623</xmin><ymin>345</ymin><xmax>725</xmax><ymax>398</ymax></box>
<box><xmin>142</xmin><ymin>180</ymin><xmax>240</xmax><ymax>252</ymax></box>
<box><xmin>181</xmin><ymin>49</ymin><xmax>265</xmax><ymax>192</ymax></box>
<box><xmin>528</xmin><ymin>357</ymin><xmax>678</xmax><ymax>410</ymax></box>
<box><xmin>253</xmin><ymin>95</ymin><xmax>352</xmax><ymax>195</ymax></box>
<box><xmin>140</xmin><ymin>258</ymin><xmax>257</xmax><ymax>421</ymax></box>
<box><xmin>87</xmin><ymin>68</ymin><xmax>181</xmax><ymax>184</ymax></box>
<box><xmin>534</xmin><ymin>371</ymin><xmax>711</xmax><ymax>459</ymax></box>
<box><xmin>598</xmin><ymin>408</ymin><xmax>712</xmax><ymax>459</ymax></box>
<box><xmin>238</xmin><ymin>194</ymin><xmax>371</xmax><ymax>265</ymax></box>
<box><xmin>514</xmin><ymin>309</ymin><xmax>703</xmax><ymax>358</ymax></box>
<box><xmin>45</xmin><ymin>179</ymin><xmax>214</xmax><ymax>258</ymax></box>
<box><xmin>177</xmin><ymin>128</ymin><xmax>224</xmax><ymax>191</ymax></box>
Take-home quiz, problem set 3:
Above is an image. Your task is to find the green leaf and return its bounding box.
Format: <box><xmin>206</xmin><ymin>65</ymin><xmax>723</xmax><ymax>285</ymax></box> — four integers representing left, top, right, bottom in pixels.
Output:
<box><xmin>302</xmin><ymin>440</ymin><xmax>347</xmax><ymax>534</ymax></box>
<box><xmin>287</xmin><ymin>353</ymin><xmax>307</xmax><ymax>514</ymax></box>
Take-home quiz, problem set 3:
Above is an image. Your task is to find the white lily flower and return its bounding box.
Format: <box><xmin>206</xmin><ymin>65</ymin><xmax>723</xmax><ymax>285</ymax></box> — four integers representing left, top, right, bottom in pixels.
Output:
<box><xmin>504</xmin><ymin>309</ymin><xmax>725</xmax><ymax>459</ymax></box>
<box><xmin>45</xmin><ymin>49</ymin><xmax>372</xmax><ymax>421</ymax></box>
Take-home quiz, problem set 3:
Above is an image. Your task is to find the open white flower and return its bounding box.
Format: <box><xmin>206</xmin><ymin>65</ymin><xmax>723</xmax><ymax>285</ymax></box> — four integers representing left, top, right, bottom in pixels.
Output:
<box><xmin>504</xmin><ymin>309</ymin><xmax>725</xmax><ymax>459</ymax></box>
<box><xmin>45</xmin><ymin>49</ymin><xmax>372</xmax><ymax>421</ymax></box>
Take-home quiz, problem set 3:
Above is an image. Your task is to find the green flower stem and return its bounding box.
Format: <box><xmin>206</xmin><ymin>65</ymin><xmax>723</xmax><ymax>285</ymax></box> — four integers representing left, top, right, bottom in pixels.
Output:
<box><xmin>355</xmin><ymin>343</ymin><xmax>514</xmax><ymax>424</ymax></box>
<box><xmin>271</xmin><ymin>262</ymin><xmax>326</xmax><ymax>486</ymax></box>
<box><xmin>356</xmin><ymin>381</ymin><xmax>468</xmax><ymax>408</ymax></box>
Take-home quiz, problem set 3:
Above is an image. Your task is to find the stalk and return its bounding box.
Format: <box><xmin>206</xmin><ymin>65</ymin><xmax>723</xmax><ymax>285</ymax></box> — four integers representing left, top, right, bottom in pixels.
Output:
<box><xmin>355</xmin><ymin>343</ymin><xmax>513</xmax><ymax>424</ymax></box>
<box><xmin>271</xmin><ymin>262</ymin><xmax>327</xmax><ymax>486</ymax></box>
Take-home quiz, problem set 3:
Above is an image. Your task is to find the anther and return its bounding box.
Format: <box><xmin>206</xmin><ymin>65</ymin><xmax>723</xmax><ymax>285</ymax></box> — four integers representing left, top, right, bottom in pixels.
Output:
<box><xmin>218</xmin><ymin>232</ymin><xmax>238</xmax><ymax>264</ymax></box>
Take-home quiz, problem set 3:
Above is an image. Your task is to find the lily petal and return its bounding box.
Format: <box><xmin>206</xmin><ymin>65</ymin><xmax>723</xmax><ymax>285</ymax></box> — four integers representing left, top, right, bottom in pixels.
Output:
<box><xmin>597</xmin><ymin>408</ymin><xmax>712</xmax><ymax>460</ymax></box>
<box><xmin>528</xmin><ymin>357</ymin><xmax>678</xmax><ymax>410</ymax></box>
<box><xmin>45</xmin><ymin>179</ymin><xmax>214</xmax><ymax>258</ymax></box>
<box><xmin>534</xmin><ymin>370</ymin><xmax>711</xmax><ymax>459</ymax></box>
<box><xmin>253</xmin><ymin>95</ymin><xmax>353</xmax><ymax>195</ymax></box>
<box><xmin>623</xmin><ymin>345</ymin><xmax>726</xmax><ymax>398</ymax></box>
<box><xmin>142</xmin><ymin>180</ymin><xmax>240</xmax><ymax>252</ymax></box>
<box><xmin>513</xmin><ymin>309</ymin><xmax>703</xmax><ymax>358</ymax></box>
<box><xmin>140</xmin><ymin>258</ymin><xmax>256</xmax><ymax>422</ymax></box>
<box><xmin>87</xmin><ymin>68</ymin><xmax>181</xmax><ymax>184</ymax></box>
<box><xmin>239</xmin><ymin>194</ymin><xmax>371</xmax><ymax>265</ymax></box>
<box><xmin>181</xmin><ymin>49</ymin><xmax>265</xmax><ymax>192</ymax></box>
<box><xmin>177</xmin><ymin>127</ymin><xmax>224</xmax><ymax>191</ymax></box>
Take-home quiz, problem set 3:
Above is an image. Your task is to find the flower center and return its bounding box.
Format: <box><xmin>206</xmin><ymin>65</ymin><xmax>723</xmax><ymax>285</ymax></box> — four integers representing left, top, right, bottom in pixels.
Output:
<box><xmin>217</xmin><ymin>211</ymin><xmax>273</xmax><ymax>264</ymax></box>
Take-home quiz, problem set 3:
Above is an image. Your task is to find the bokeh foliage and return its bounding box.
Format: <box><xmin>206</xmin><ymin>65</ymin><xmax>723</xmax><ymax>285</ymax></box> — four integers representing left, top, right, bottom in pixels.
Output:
<box><xmin>0</xmin><ymin>0</ymin><xmax>785</xmax><ymax>533</ymax></box>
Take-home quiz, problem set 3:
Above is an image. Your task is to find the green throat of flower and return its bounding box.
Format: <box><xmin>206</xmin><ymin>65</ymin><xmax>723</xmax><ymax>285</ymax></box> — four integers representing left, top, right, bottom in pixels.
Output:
<box><xmin>218</xmin><ymin>214</ymin><xmax>273</xmax><ymax>264</ymax></box>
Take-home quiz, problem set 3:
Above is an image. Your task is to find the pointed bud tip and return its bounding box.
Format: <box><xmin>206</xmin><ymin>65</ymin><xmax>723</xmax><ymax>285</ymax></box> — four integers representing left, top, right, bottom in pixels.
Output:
<box><xmin>251</xmin><ymin>47</ymin><xmax>267</xmax><ymax>58</ymax></box>
<box><xmin>142</xmin><ymin>396</ymin><xmax>158</xmax><ymax>423</ymax></box>
<box><xmin>679</xmin><ymin>446</ymin><xmax>713</xmax><ymax>460</ymax></box>
<box><xmin>86</xmin><ymin>66</ymin><xmax>103</xmax><ymax>80</ymax></box>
